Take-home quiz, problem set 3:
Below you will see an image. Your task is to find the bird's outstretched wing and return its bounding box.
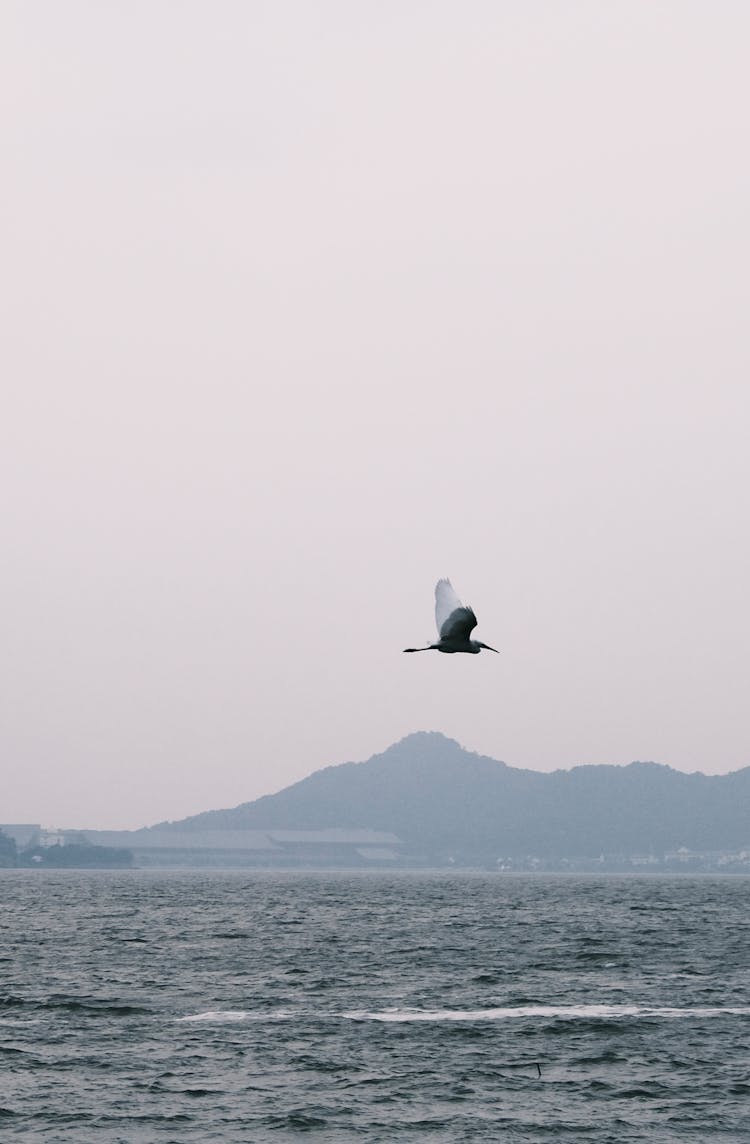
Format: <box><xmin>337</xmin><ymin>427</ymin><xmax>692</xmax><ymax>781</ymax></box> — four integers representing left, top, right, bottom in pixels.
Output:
<box><xmin>435</xmin><ymin>579</ymin><xmax>477</xmax><ymax>641</ymax></box>
<box><xmin>435</xmin><ymin>578</ymin><xmax>463</xmax><ymax>635</ymax></box>
<box><xmin>440</xmin><ymin>605</ymin><xmax>478</xmax><ymax>642</ymax></box>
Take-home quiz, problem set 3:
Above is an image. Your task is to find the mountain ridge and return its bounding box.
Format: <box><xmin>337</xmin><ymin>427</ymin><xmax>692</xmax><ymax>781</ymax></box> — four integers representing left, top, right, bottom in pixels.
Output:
<box><xmin>148</xmin><ymin>732</ymin><xmax>750</xmax><ymax>858</ymax></box>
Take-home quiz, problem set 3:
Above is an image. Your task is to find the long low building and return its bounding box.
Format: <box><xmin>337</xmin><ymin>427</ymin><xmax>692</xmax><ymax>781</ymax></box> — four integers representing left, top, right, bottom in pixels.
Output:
<box><xmin>80</xmin><ymin>827</ymin><xmax>404</xmax><ymax>867</ymax></box>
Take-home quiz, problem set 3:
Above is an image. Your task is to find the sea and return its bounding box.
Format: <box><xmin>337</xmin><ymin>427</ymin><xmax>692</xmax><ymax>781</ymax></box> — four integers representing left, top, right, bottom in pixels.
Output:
<box><xmin>1</xmin><ymin>870</ymin><xmax>748</xmax><ymax>1142</ymax></box>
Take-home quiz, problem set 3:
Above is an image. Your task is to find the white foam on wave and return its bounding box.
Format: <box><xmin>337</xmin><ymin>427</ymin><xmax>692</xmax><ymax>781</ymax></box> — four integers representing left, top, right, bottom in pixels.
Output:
<box><xmin>177</xmin><ymin>1009</ymin><xmax>296</xmax><ymax>1023</ymax></box>
<box><xmin>177</xmin><ymin>1003</ymin><xmax>750</xmax><ymax>1025</ymax></box>
<box><xmin>178</xmin><ymin>1010</ymin><xmax>253</xmax><ymax>1023</ymax></box>
<box><xmin>342</xmin><ymin>1004</ymin><xmax>750</xmax><ymax>1023</ymax></box>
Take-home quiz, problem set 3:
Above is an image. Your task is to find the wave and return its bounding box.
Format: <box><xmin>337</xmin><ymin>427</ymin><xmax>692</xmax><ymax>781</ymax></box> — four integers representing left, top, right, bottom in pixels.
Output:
<box><xmin>0</xmin><ymin>995</ymin><xmax>150</xmax><ymax>1017</ymax></box>
<box><xmin>177</xmin><ymin>1009</ymin><xmax>295</xmax><ymax>1023</ymax></box>
<box><xmin>177</xmin><ymin>1003</ymin><xmax>750</xmax><ymax>1025</ymax></box>
<box><xmin>341</xmin><ymin>1004</ymin><xmax>750</xmax><ymax>1023</ymax></box>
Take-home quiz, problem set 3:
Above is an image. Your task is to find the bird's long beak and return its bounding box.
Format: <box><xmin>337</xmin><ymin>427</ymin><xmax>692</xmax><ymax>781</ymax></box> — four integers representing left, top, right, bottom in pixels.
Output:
<box><xmin>479</xmin><ymin>642</ymin><xmax>499</xmax><ymax>653</ymax></box>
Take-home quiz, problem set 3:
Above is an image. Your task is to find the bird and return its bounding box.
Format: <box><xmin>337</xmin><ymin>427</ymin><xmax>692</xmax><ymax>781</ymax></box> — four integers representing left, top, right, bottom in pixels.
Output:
<box><xmin>403</xmin><ymin>578</ymin><xmax>499</xmax><ymax>655</ymax></box>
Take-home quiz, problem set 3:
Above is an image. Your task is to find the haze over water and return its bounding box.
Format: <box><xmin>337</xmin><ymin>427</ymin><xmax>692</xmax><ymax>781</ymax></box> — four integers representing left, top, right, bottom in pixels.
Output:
<box><xmin>4</xmin><ymin>2</ymin><xmax>750</xmax><ymax>830</ymax></box>
<box><xmin>2</xmin><ymin>871</ymin><xmax>749</xmax><ymax>1141</ymax></box>
<box><xmin>5</xmin><ymin>3</ymin><xmax>750</xmax><ymax>1134</ymax></box>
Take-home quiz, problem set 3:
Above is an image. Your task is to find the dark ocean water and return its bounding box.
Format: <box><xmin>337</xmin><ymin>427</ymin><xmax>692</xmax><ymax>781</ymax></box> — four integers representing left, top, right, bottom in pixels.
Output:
<box><xmin>1</xmin><ymin>871</ymin><xmax>748</xmax><ymax>1142</ymax></box>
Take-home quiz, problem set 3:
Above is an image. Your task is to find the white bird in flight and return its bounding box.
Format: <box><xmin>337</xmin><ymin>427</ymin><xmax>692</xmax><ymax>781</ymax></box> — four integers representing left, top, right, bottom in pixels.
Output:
<box><xmin>403</xmin><ymin>579</ymin><xmax>499</xmax><ymax>655</ymax></box>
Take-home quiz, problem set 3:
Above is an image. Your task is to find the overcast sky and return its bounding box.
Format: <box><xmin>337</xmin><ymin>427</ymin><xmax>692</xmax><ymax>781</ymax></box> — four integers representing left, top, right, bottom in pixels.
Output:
<box><xmin>3</xmin><ymin>1</ymin><xmax>749</xmax><ymax>829</ymax></box>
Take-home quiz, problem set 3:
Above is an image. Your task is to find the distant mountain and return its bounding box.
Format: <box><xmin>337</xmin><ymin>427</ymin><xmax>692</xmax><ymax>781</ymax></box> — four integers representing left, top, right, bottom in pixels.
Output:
<box><xmin>152</xmin><ymin>732</ymin><xmax>750</xmax><ymax>860</ymax></box>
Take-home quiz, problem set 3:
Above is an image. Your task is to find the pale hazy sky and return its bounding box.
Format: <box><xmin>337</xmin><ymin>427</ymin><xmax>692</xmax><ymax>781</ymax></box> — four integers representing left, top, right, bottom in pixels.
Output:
<box><xmin>3</xmin><ymin>2</ymin><xmax>749</xmax><ymax>829</ymax></box>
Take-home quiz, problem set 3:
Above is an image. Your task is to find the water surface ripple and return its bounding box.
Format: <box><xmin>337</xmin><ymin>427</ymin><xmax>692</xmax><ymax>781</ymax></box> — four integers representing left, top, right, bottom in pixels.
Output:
<box><xmin>1</xmin><ymin>871</ymin><xmax>748</xmax><ymax>1141</ymax></box>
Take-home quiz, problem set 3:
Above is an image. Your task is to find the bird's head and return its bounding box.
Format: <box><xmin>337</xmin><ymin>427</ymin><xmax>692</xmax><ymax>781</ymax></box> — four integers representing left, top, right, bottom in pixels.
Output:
<box><xmin>474</xmin><ymin>641</ymin><xmax>499</xmax><ymax>653</ymax></box>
